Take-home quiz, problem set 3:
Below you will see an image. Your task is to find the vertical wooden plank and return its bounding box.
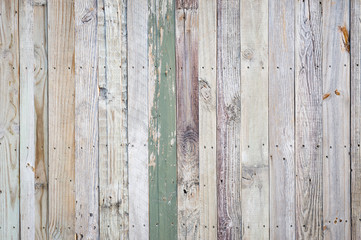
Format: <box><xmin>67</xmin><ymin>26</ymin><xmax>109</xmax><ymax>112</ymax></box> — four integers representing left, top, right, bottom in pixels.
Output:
<box><xmin>351</xmin><ymin>0</ymin><xmax>361</xmax><ymax>239</ymax></box>
<box><xmin>240</xmin><ymin>0</ymin><xmax>268</xmax><ymax>239</ymax></box>
<box><xmin>322</xmin><ymin>0</ymin><xmax>351</xmax><ymax>239</ymax></box>
<box><xmin>198</xmin><ymin>0</ymin><xmax>217</xmax><ymax>238</ymax></box>
<box><xmin>98</xmin><ymin>0</ymin><xmax>128</xmax><ymax>238</ymax></box>
<box><xmin>19</xmin><ymin>0</ymin><xmax>36</xmax><ymax>238</ymax></box>
<box><xmin>269</xmin><ymin>0</ymin><xmax>295</xmax><ymax>239</ymax></box>
<box><xmin>33</xmin><ymin>1</ymin><xmax>48</xmax><ymax>239</ymax></box>
<box><xmin>74</xmin><ymin>0</ymin><xmax>99</xmax><ymax>238</ymax></box>
<box><xmin>128</xmin><ymin>0</ymin><xmax>149</xmax><ymax>239</ymax></box>
<box><xmin>295</xmin><ymin>1</ymin><xmax>323</xmax><ymax>239</ymax></box>
<box><xmin>0</xmin><ymin>1</ymin><xmax>20</xmax><ymax>239</ymax></box>
<box><xmin>48</xmin><ymin>0</ymin><xmax>75</xmax><ymax>238</ymax></box>
<box><xmin>176</xmin><ymin>1</ymin><xmax>199</xmax><ymax>239</ymax></box>
<box><xmin>216</xmin><ymin>0</ymin><xmax>241</xmax><ymax>238</ymax></box>
<box><xmin>148</xmin><ymin>0</ymin><xmax>177</xmax><ymax>238</ymax></box>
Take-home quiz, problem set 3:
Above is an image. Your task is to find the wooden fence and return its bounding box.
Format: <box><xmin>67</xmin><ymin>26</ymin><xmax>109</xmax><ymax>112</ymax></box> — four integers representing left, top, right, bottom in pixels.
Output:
<box><xmin>1</xmin><ymin>0</ymin><xmax>361</xmax><ymax>239</ymax></box>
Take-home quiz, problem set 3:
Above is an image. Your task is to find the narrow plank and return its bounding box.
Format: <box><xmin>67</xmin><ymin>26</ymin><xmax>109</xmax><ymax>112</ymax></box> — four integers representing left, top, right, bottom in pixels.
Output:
<box><xmin>33</xmin><ymin>1</ymin><xmax>48</xmax><ymax>238</ymax></box>
<box><xmin>0</xmin><ymin>1</ymin><xmax>20</xmax><ymax>239</ymax></box>
<box><xmin>240</xmin><ymin>0</ymin><xmax>268</xmax><ymax>238</ymax></box>
<box><xmin>351</xmin><ymin>0</ymin><xmax>361</xmax><ymax>239</ymax></box>
<box><xmin>176</xmin><ymin>1</ymin><xmax>199</xmax><ymax>239</ymax></box>
<box><xmin>322</xmin><ymin>0</ymin><xmax>351</xmax><ymax>238</ymax></box>
<box><xmin>128</xmin><ymin>0</ymin><xmax>149</xmax><ymax>239</ymax></box>
<box><xmin>74</xmin><ymin>0</ymin><xmax>99</xmax><ymax>238</ymax></box>
<box><xmin>148</xmin><ymin>0</ymin><xmax>177</xmax><ymax>238</ymax></box>
<box><xmin>269</xmin><ymin>0</ymin><xmax>295</xmax><ymax>239</ymax></box>
<box><xmin>216</xmin><ymin>0</ymin><xmax>241</xmax><ymax>238</ymax></box>
<box><xmin>98</xmin><ymin>0</ymin><xmax>128</xmax><ymax>238</ymax></box>
<box><xmin>48</xmin><ymin>0</ymin><xmax>75</xmax><ymax>238</ymax></box>
<box><xmin>198</xmin><ymin>0</ymin><xmax>217</xmax><ymax>238</ymax></box>
<box><xmin>19</xmin><ymin>0</ymin><xmax>36</xmax><ymax>238</ymax></box>
<box><xmin>295</xmin><ymin>1</ymin><xmax>323</xmax><ymax>239</ymax></box>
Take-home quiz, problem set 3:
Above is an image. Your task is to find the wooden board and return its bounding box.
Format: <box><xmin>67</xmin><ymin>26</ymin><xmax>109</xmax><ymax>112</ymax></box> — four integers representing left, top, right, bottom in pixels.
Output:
<box><xmin>295</xmin><ymin>1</ymin><xmax>323</xmax><ymax>239</ymax></box>
<box><xmin>269</xmin><ymin>0</ymin><xmax>295</xmax><ymax>239</ymax></box>
<box><xmin>322</xmin><ymin>0</ymin><xmax>351</xmax><ymax>239</ymax></box>
<box><xmin>48</xmin><ymin>0</ymin><xmax>75</xmax><ymax>238</ymax></box>
<box><xmin>98</xmin><ymin>0</ymin><xmax>129</xmax><ymax>239</ymax></box>
<box><xmin>148</xmin><ymin>0</ymin><xmax>178</xmax><ymax>238</ymax></box>
<box><xmin>0</xmin><ymin>1</ymin><xmax>20</xmax><ymax>239</ymax></box>
<box><xmin>198</xmin><ymin>0</ymin><xmax>217</xmax><ymax>238</ymax></box>
<box><xmin>175</xmin><ymin>1</ymin><xmax>199</xmax><ymax>239</ymax></box>
<box><xmin>127</xmin><ymin>0</ymin><xmax>149</xmax><ymax>239</ymax></box>
<box><xmin>74</xmin><ymin>0</ymin><xmax>99</xmax><ymax>238</ymax></box>
<box><xmin>351</xmin><ymin>0</ymin><xmax>361</xmax><ymax>239</ymax></box>
<box><xmin>240</xmin><ymin>0</ymin><xmax>268</xmax><ymax>239</ymax></box>
<box><xmin>216</xmin><ymin>0</ymin><xmax>241</xmax><ymax>238</ymax></box>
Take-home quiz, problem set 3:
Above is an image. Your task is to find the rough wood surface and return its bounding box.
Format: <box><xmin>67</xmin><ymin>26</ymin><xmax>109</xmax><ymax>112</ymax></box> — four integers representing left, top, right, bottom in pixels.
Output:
<box><xmin>322</xmin><ymin>0</ymin><xmax>351</xmax><ymax>239</ymax></box>
<box><xmin>176</xmin><ymin>1</ymin><xmax>199</xmax><ymax>239</ymax></box>
<box><xmin>48</xmin><ymin>0</ymin><xmax>76</xmax><ymax>238</ymax></box>
<box><xmin>98</xmin><ymin>0</ymin><xmax>129</xmax><ymax>239</ymax></box>
<box><xmin>128</xmin><ymin>0</ymin><xmax>149</xmax><ymax>239</ymax></box>
<box><xmin>0</xmin><ymin>1</ymin><xmax>20</xmax><ymax>239</ymax></box>
<box><xmin>240</xmin><ymin>0</ymin><xmax>268</xmax><ymax>239</ymax></box>
<box><xmin>74</xmin><ymin>0</ymin><xmax>99</xmax><ymax>238</ymax></box>
<box><xmin>148</xmin><ymin>0</ymin><xmax>178</xmax><ymax>238</ymax></box>
<box><xmin>269</xmin><ymin>0</ymin><xmax>295</xmax><ymax>239</ymax></box>
<box><xmin>295</xmin><ymin>1</ymin><xmax>323</xmax><ymax>239</ymax></box>
<box><xmin>198</xmin><ymin>0</ymin><xmax>217</xmax><ymax>238</ymax></box>
<box><xmin>216</xmin><ymin>0</ymin><xmax>242</xmax><ymax>238</ymax></box>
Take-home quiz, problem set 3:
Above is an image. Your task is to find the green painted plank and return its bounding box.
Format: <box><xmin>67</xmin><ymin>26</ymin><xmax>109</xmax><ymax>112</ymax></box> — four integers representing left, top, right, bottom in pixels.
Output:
<box><xmin>148</xmin><ymin>0</ymin><xmax>177</xmax><ymax>239</ymax></box>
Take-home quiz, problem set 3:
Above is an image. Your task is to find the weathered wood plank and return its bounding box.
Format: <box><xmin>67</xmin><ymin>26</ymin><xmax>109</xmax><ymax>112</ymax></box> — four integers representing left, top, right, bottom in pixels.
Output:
<box><xmin>295</xmin><ymin>1</ymin><xmax>323</xmax><ymax>239</ymax></box>
<box><xmin>351</xmin><ymin>0</ymin><xmax>361</xmax><ymax>239</ymax></box>
<box><xmin>176</xmin><ymin>1</ymin><xmax>199</xmax><ymax>239</ymax></box>
<box><xmin>322</xmin><ymin>0</ymin><xmax>351</xmax><ymax>239</ymax></box>
<box><xmin>74</xmin><ymin>0</ymin><xmax>99</xmax><ymax>238</ymax></box>
<box><xmin>198</xmin><ymin>0</ymin><xmax>217</xmax><ymax>238</ymax></box>
<box><xmin>269</xmin><ymin>0</ymin><xmax>295</xmax><ymax>239</ymax></box>
<box><xmin>128</xmin><ymin>0</ymin><xmax>149</xmax><ymax>239</ymax></box>
<box><xmin>98</xmin><ymin>0</ymin><xmax>128</xmax><ymax>238</ymax></box>
<box><xmin>216</xmin><ymin>0</ymin><xmax>241</xmax><ymax>238</ymax></box>
<box><xmin>48</xmin><ymin>0</ymin><xmax>75</xmax><ymax>238</ymax></box>
<box><xmin>0</xmin><ymin>1</ymin><xmax>20</xmax><ymax>239</ymax></box>
<box><xmin>240</xmin><ymin>0</ymin><xmax>268</xmax><ymax>239</ymax></box>
<box><xmin>19</xmin><ymin>0</ymin><xmax>36</xmax><ymax>238</ymax></box>
<box><xmin>148</xmin><ymin>0</ymin><xmax>178</xmax><ymax>238</ymax></box>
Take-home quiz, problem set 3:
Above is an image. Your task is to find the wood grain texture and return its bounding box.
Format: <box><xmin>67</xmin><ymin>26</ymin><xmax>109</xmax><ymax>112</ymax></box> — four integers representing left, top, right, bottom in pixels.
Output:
<box><xmin>295</xmin><ymin>1</ymin><xmax>323</xmax><ymax>239</ymax></box>
<box><xmin>48</xmin><ymin>0</ymin><xmax>76</xmax><ymax>238</ymax></box>
<box><xmin>322</xmin><ymin>0</ymin><xmax>351</xmax><ymax>239</ymax></box>
<box><xmin>176</xmin><ymin>1</ymin><xmax>199</xmax><ymax>239</ymax></box>
<box><xmin>269</xmin><ymin>0</ymin><xmax>295</xmax><ymax>239</ymax></box>
<box><xmin>19</xmin><ymin>0</ymin><xmax>36</xmax><ymax>238</ymax></box>
<box><xmin>198</xmin><ymin>0</ymin><xmax>217</xmax><ymax>238</ymax></box>
<box><xmin>216</xmin><ymin>0</ymin><xmax>241</xmax><ymax>238</ymax></box>
<box><xmin>0</xmin><ymin>1</ymin><xmax>20</xmax><ymax>239</ymax></box>
<box><xmin>351</xmin><ymin>0</ymin><xmax>361</xmax><ymax>239</ymax></box>
<box><xmin>74</xmin><ymin>0</ymin><xmax>99</xmax><ymax>238</ymax></box>
<box><xmin>128</xmin><ymin>0</ymin><xmax>149</xmax><ymax>239</ymax></box>
<box><xmin>148</xmin><ymin>0</ymin><xmax>178</xmax><ymax>238</ymax></box>
<box><xmin>98</xmin><ymin>0</ymin><xmax>129</xmax><ymax>239</ymax></box>
<box><xmin>240</xmin><ymin>0</ymin><xmax>268</xmax><ymax>239</ymax></box>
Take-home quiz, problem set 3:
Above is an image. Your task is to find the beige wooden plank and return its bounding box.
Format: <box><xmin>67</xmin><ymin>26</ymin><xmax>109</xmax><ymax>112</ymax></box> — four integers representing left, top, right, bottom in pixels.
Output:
<box><xmin>98</xmin><ymin>0</ymin><xmax>128</xmax><ymax>238</ymax></box>
<box><xmin>198</xmin><ymin>0</ymin><xmax>217</xmax><ymax>238</ymax></box>
<box><xmin>0</xmin><ymin>1</ymin><xmax>20</xmax><ymax>239</ymax></box>
<box><xmin>48</xmin><ymin>0</ymin><xmax>76</xmax><ymax>238</ymax></box>
<box><xmin>240</xmin><ymin>0</ymin><xmax>268</xmax><ymax>239</ymax></box>
<box><xmin>322</xmin><ymin>0</ymin><xmax>351</xmax><ymax>239</ymax></box>
<box><xmin>74</xmin><ymin>0</ymin><xmax>99</xmax><ymax>238</ymax></box>
<box><xmin>127</xmin><ymin>0</ymin><xmax>149</xmax><ymax>239</ymax></box>
<box><xmin>269</xmin><ymin>0</ymin><xmax>295</xmax><ymax>239</ymax></box>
